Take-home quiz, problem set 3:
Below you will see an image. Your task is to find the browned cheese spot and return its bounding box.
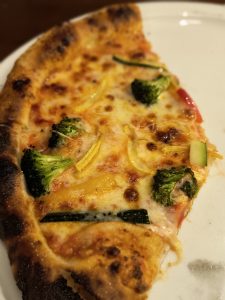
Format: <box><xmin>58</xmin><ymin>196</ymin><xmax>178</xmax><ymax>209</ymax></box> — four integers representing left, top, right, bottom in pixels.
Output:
<box><xmin>106</xmin><ymin>94</ymin><xmax>114</xmax><ymax>101</ymax></box>
<box><xmin>156</xmin><ymin>127</ymin><xmax>179</xmax><ymax>144</ymax></box>
<box><xmin>102</xmin><ymin>62</ymin><xmax>114</xmax><ymax>71</ymax></box>
<box><xmin>127</xmin><ymin>171</ymin><xmax>139</xmax><ymax>184</ymax></box>
<box><xmin>130</xmin><ymin>52</ymin><xmax>146</xmax><ymax>59</ymax></box>
<box><xmin>146</xmin><ymin>142</ymin><xmax>157</xmax><ymax>151</ymax></box>
<box><xmin>105</xmin><ymin>105</ymin><xmax>113</xmax><ymax>112</ymax></box>
<box><xmin>124</xmin><ymin>187</ymin><xmax>139</xmax><ymax>202</ymax></box>
<box><xmin>41</xmin><ymin>83</ymin><xmax>67</xmax><ymax>95</ymax></box>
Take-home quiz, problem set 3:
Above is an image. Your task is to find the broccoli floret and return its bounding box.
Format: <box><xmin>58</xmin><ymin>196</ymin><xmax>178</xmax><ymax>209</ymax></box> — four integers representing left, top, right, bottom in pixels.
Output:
<box><xmin>152</xmin><ymin>166</ymin><xmax>198</xmax><ymax>206</ymax></box>
<box><xmin>131</xmin><ymin>75</ymin><xmax>170</xmax><ymax>106</ymax></box>
<box><xmin>21</xmin><ymin>149</ymin><xmax>73</xmax><ymax>197</ymax></box>
<box><xmin>49</xmin><ymin>117</ymin><xmax>83</xmax><ymax>148</ymax></box>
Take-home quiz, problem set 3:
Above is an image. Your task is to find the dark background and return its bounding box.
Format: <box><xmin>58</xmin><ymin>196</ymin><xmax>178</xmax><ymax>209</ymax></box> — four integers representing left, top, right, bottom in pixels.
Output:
<box><xmin>0</xmin><ymin>0</ymin><xmax>224</xmax><ymax>61</ymax></box>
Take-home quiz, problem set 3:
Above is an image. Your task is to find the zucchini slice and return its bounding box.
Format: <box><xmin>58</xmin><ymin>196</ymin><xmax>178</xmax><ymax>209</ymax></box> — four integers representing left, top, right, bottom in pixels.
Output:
<box><xmin>190</xmin><ymin>140</ymin><xmax>207</xmax><ymax>167</ymax></box>
<box><xmin>40</xmin><ymin>209</ymin><xmax>150</xmax><ymax>224</ymax></box>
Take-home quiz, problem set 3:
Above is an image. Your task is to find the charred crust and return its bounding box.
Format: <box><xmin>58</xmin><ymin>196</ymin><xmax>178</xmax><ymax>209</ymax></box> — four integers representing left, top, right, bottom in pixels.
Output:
<box><xmin>0</xmin><ymin>156</ymin><xmax>19</xmax><ymax>208</ymax></box>
<box><xmin>109</xmin><ymin>260</ymin><xmax>121</xmax><ymax>274</ymax></box>
<box><xmin>41</xmin><ymin>23</ymin><xmax>76</xmax><ymax>60</ymax></box>
<box><xmin>0</xmin><ymin>124</ymin><xmax>10</xmax><ymax>153</ymax></box>
<box><xmin>87</xmin><ymin>17</ymin><xmax>99</xmax><ymax>27</ymax></box>
<box><xmin>0</xmin><ymin>213</ymin><xmax>24</xmax><ymax>240</ymax></box>
<box><xmin>16</xmin><ymin>257</ymin><xmax>82</xmax><ymax>300</ymax></box>
<box><xmin>12</xmin><ymin>77</ymin><xmax>31</xmax><ymax>93</ymax></box>
<box><xmin>132</xmin><ymin>264</ymin><xmax>143</xmax><ymax>280</ymax></box>
<box><xmin>106</xmin><ymin>246</ymin><xmax>120</xmax><ymax>258</ymax></box>
<box><xmin>71</xmin><ymin>272</ymin><xmax>100</xmax><ymax>300</ymax></box>
<box><xmin>107</xmin><ymin>5</ymin><xmax>137</xmax><ymax>23</ymax></box>
<box><xmin>134</xmin><ymin>283</ymin><xmax>148</xmax><ymax>294</ymax></box>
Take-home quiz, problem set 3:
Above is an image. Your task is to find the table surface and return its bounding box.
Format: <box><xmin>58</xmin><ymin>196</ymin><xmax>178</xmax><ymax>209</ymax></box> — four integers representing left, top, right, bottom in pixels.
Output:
<box><xmin>0</xmin><ymin>0</ymin><xmax>224</xmax><ymax>61</ymax></box>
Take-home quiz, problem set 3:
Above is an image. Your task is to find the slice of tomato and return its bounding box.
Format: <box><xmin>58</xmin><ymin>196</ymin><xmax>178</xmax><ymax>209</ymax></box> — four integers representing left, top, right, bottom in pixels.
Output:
<box><xmin>177</xmin><ymin>88</ymin><xmax>203</xmax><ymax>123</ymax></box>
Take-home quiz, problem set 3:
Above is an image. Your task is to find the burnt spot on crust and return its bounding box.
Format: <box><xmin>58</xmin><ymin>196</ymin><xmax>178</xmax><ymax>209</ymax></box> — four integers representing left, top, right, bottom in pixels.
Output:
<box><xmin>71</xmin><ymin>272</ymin><xmax>100</xmax><ymax>300</ymax></box>
<box><xmin>132</xmin><ymin>264</ymin><xmax>143</xmax><ymax>280</ymax></box>
<box><xmin>0</xmin><ymin>124</ymin><xmax>10</xmax><ymax>153</ymax></box>
<box><xmin>0</xmin><ymin>213</ymin><xmax>24</xmax><ymax>240</ymax></box>
<box><xmin>12</xmin><ymin>77</ymin><xmax>31</xmax><ymax>93</ymax></box>
<box><xmin>41</xmin><ymin>23</ymin><xmax>76</xmax><ymax>60</ymax></box>
<box><xmin>106</xmin><ymin>246</ymin><xmax>120</xmax><ymax>258</ymax></box>
<box><xmin>16</xmin><ymin>257</ymin><xmax>82</xmax><ymax>300</ymax></box>
<box><xmin>134</xmin><ymin>283</ymin><xmax>149</xmax><ymax>294</ymax></box>
<box><xmin>86</xmin><ymin>17</ymin><xmax>107</xmax><ymax>32</ymax></box>
<box><xmin>0</xmin><ymin>156</ymin><xmax>19</xmax><ymax>208</ymax></box>
<box><xmin>87</xmin><ymin>17</ymin><xmax>99</xmax><ymax>27</ymax></box>
<box><xmin>107</xmin><ymin>5</ymin><xmax>137</xmax><ymax>23</ymax></box>
<box><xmin>109</xmin><ymin>260</ymin><xmax>121</xmax><ymax>274</ymax></box>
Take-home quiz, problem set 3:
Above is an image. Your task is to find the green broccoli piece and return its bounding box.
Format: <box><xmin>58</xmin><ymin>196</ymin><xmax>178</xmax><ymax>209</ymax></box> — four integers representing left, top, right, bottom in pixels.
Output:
<box><xmin>131</xmin><ymin>75</ymin><xmax>170</xmax><ymax>106</ymax></box>
<box><xmin>152</xmin><ymin>166</ymin><xmax>198</xmax><ymax>206</ymax></box>
<box><xmin>21</xmin><ymin>149</ymin><xmax>73</xmax><ymax>197</ymax></box>
<box><xmin>49</xmin><ymin>117</ymin><xmax>83</xmax><ymax>148</ymax></box>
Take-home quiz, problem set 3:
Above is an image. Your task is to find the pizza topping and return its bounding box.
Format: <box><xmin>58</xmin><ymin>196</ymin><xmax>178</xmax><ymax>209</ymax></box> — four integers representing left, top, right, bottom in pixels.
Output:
<box><xmin>75</xmin><ymin>76</ymin><xmax>110</xmax><ymax>113</ymax></box>
<box><xmin>21</xmin><ymin>149</ymin><xmax>73</xmax><ymax>197</ymax></box>
<box><xmin>40</xmin><ymin>209</ymin><xmax>150</xmax><ymax>224</ymax></box>
<box><xmin>0</xmin><ymin>4</ymin><xmax>218</xmax><ymax>300</ymax></box>
<box><xmin>123</xmin><ymin>187</ymin><xmax>139</xmax><ymax>202</ymax></box>
<box><xmin>127</xmin><ymin>139</ymin><xmax>152</xmax><ymax>174</ymax></box>
<box><xmin>113</xmin><ymin>55</ymin><xmax>165</xmax><ymax>70</ymax></box>
<box><xmin>152</xmin><ymin>166</ymin><xmax>198</xmax><ymax>206</ymax></box>
<box><xmin>49</xmin><ymin>117</ymin><xmax>83</xmax><ymax>148</ymax></box>
<box><xmin>190</xmin><ymin>140</ymin><xmax>207</xmax><ymax>167</ymax></box>
<box><xmin>177</xmin><ymin>88</ymin><xmax>203</xmax><ymax>123</ymax></box>
<box><xmin>75</xmin><ymin>136</ymin><xmax>101</xmax><ymax>172</ymax></box>
<box><xmin>131</xmin><ymin>76</ymin><xmax>171</xmax><ymax>106</ymax></box>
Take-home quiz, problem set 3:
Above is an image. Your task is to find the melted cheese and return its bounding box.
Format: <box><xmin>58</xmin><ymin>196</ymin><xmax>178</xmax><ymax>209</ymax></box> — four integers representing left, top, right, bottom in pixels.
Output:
<box><xmin>21</xmin><ymin>51</ymin><xmax>209</xmax><ymax>242</ymax></box>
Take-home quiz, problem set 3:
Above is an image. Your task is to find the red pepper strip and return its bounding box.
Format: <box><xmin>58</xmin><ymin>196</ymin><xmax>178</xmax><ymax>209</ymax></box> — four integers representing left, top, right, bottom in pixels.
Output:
<box><xmin>177</xmin><ymin>88</ymin><xmax>203</xmax><ymax>123</ymax></box>
<box><xmin>175</xmin><ymin>203</ymin><xmax>188</xmax><ymax>228</ymax></box>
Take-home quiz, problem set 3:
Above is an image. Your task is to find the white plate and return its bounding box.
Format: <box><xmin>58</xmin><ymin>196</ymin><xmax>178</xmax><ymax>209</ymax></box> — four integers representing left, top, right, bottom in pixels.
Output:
<box><xmin>0</xmin><ymin>2</ymin><xmax>225</xmax><ymax>300</ymax></box>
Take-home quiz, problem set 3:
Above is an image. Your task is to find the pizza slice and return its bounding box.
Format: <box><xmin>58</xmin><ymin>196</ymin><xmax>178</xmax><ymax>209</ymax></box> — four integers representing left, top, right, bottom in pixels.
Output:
<box><xmin>0</xmin><ymin>3</ymin><xmax>220</xmax><ymax>300</ymax></box>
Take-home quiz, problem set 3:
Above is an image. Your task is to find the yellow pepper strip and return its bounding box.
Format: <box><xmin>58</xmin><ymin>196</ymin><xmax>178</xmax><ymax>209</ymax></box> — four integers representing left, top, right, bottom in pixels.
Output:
<box><xmin>75</xmin><ymin>136</ymin><xmax>102</xmax><ymax>172</ymax></box>
<box><xmin>127</xmin><ymin>139</ymin><xmax>152</xmax><ymax>175</ymax></box>
<box><xmin>76</xmin><ymin>77</ymin><xmax>110</xmax><ymax>113</ymax></box>
<box><xmin>162</xmin><ymin>145</ymin><xmax>188</xmax><ymax>154</ymax></box>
